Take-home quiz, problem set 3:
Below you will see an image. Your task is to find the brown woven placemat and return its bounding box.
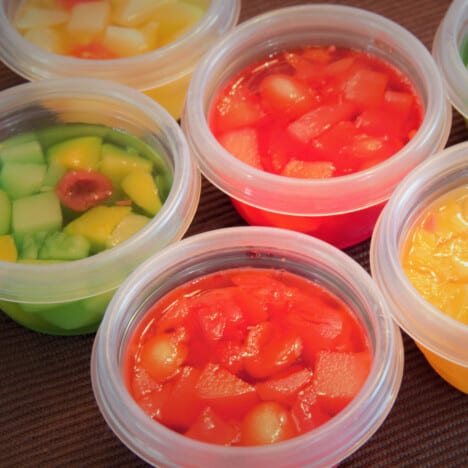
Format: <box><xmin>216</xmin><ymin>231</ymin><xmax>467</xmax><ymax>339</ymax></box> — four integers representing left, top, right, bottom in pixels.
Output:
<box><xmin>0</xmin><ymin>1</ymin><xmax>467</xmax><ymax>467</ymax></box>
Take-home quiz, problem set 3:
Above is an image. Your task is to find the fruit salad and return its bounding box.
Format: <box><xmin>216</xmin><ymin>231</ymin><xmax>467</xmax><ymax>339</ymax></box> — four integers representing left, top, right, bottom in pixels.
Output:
<box><xmin>124</xmin><ymin>267</ymin><xmax>371</xmax><ymax>446</ymax></box>
<box><xmin>210</xmin><ymin>45</ymin><xmax>423</xmax><ymax>177</ymax></box>
<box><xmin>13</xmin><ymin>0</ymin><xmax>208</xmax><ymax>59</ymax></box>
<box><xmin>402</xmin><ymin>186</ymin><xmax>468</xmax><ymax>324</ymax></box>
<box><xmin>0</xmin><ymin>123</ymin><xmax>172</xmax><ymax>264</ymax></box>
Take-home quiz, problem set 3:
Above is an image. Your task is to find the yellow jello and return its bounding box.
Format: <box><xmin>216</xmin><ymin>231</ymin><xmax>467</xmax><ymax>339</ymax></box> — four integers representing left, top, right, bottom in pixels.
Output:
<box><xmin>402</xmin><ymin>186</ymin><xmax>468</xmax><ymax>325</ymax></box>
<box><xmin>13</xmin><ymin>0</ymin><xmax>208</xmax><ymax>59</ymax></box>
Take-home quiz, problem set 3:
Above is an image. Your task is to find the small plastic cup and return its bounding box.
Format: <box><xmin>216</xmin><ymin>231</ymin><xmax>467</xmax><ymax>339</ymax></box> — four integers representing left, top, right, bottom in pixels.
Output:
<box><xmin>0</xmin><ymin>78</ymin><xmax>201</xmax><ymax>335</ymax></box>
<box><xmin>370</xmin><ymin>142</ymin><xmax>468</xmax><ymax>394</ymax></box>
<box><xmin>91</xmin><ymin>226</ymin><xmax>404</xmax><ymax>468</ymax></box>
<box><xmin>432</xmin><ymin>0</ymin><xmax>468</xmax><ymax>119</ymax></box>
<box><xmin>0</xmin><ymin>1</ymin><xmax>241</xmax><ymax>120</ymax></box>
<box><xmin>182</xmin><ymin>4</ymin><xmax>452</xmax><ymax>249</ymax></box>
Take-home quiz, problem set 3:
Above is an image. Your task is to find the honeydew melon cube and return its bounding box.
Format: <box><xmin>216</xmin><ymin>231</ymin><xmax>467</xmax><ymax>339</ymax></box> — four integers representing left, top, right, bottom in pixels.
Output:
<box><xmin>0</xmin><ymin>163</ymin><xmax>47</xmax><ymax>199</ymax></box>
<box><xmin>0</xmin><ymin>190</ymin><xmax>11</xmax><ymax>235</ymax></box>
<box><xmin>14</xmin><ymin>7</ymin><xmax>70</xmax><ymax>30</ymax></box>
<box><xmin>64</xmin><ymin>205</ymin><xmax>132</xmax><ymax>252</ymax></box>
<box><xmin>23</xmin><ymin>27</ymin><xmax>63</xmax><ymax>54</ymax></box>
<box><xmin>0</xmin><ymin>139</ymin><xmax>44</xmax><ymax>164</ymax></box>
<box><xmin>0</xmin><ymin>132</ymin><xmax>37</xmax><ymax>151</ymax></box>
<box><xmin>17</xmin><ymin>231</ymin><xmax>48</xmax><ymax>260</ymax></box>
<box><xmin>100</xmin><ymin>143</ymin><xmax>153</xmax><ymax>184</ymax></box>
<box><xmin>47</xmin><ymin>136</ymin><xmax>102</xmax><ymax>171</ymax></box>
<box><xmin>38</xmin><ymin>231</ymin><xmax>91</xmax><ymax>261</ymax></box>
<box><xmin>121</xmin><ymin>170</ymin><xmax>162</xmax><ymax>215</ymax></box>
<box><xmin>41</xmin><ymin>162</ymin><xmax>66</xmax><ymax>192</ymax></box>
<box><xmin>106</xmin><ymin>212</ymin><xmax>151</xmax><ymax>248</ymax></box>
<box><xmin>102</xmin><ymin>25</ymin><xmax>148</xmax><ymax>56</ymax></box>
<box><xmin>66</xmin><ymin>1</ymin><xmax>111</xmax><ymax>37</ymax></box>
<box><xmin>36</xmin><ymin>123</ymin><xmax>108</xmax><ymax>149</ymax></box>
<box><xmin>0</xmin><ymin>235</ymin><xmax>17</xmax><ymax>262</ymax></box>
<box><xmin>112</xmin><ymin>0</ymin><xmax>176</xmax><ymax>27</ymax></box>
<box><xmin>12</xmin><ymin>192</ymin><xmax>62</xmax><ymax>238</ymax></box>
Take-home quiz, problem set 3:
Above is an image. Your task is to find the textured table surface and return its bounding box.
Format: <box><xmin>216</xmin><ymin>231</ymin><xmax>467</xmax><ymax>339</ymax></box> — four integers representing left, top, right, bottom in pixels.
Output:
<box><xmin>0</xmin><ymin>1</ymin><xmax>467</xmax><ymax>467</ymax></box>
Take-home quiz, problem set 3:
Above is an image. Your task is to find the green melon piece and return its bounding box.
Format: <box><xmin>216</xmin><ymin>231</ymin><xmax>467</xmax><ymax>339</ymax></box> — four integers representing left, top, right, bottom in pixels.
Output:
<box><xmin>100</xmin><ymin>143</ymin><xmax>153</xmax><ymax>184</ymax></box>
<box><xmin>155</xmin><ymin>171</ymin><xmax>172</xmax><ymax>202</ymax></box>
<box><xmin>106</xmin><ymin>212</ymin><xmax>151</xmax><ymax>248</ymax></box>
<box><xmin>64</xmin><ymin>205</ymin><xmax>132</xmax><ymax>252</ymax></box>
<box><xmin>36</xmin><ymin>123</ymin><xmax>108</xmax><ymax>149</ymax></box>
<box><xmin>0</xmin><ymin>190</ymin><xmax>11</xmax><ymax>235</ymax></box>
<box><xmin>12</xmin><ymin>192</ymin><xmax>63</xmax><ymax>238</ymax></box>
<box><xmin>47</xmin><ymin>136</ymin><xmax>103</xmax><ymax>171</ymax></box>
<box><xmin>0</xmin><ymin>163</ymin><xmax>47</xmax><ymax>199</ymax></box>
<box><xmin>38</xmin><ymin>231</ymin><xmax>91</xmax><ymax>261</ymax></box>
<box><xmin>40</xmin><ymin>162</ymin><xmax>67</xmax><ymax>192</ymax></box>
<box><xmin>0</xmin><ymin>139</ymin><xmax>45</xmax><ymax>164</ymax></box>
<box><xmin>17</xmin><ymin>231</ymin><xmax>49</xmax><ymax>260</ymax></box>
<box><xmin>0</xmin><ymin>132</ymin><xmax>37</xmax><ymax>151</ymax></box>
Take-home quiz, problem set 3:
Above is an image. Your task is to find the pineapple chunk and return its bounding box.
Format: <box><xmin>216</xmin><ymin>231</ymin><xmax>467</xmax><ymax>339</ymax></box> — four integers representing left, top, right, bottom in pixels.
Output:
<box><xmin>66</xmin><ymin>1</ymin><xmax>111</xmax><ymax>37</ymax></box>
<box><xmin>23</xmin><ymin>27</ymin><xmax>63</xmax><ymax>54</ymax></box>
<box><xmin>102</xmin><ymin>25</ymin><xmax>148</xmax><ymax>56</ymax></box>
<box><xmin>0</xmin><ymin>235</ymin><xmax>18</xmax><ymax>262</ymax></box>
<box><xmin>112</xmin><ymin>0</ymin><xmax>177</xmax><ymax>27</ymax></box>
<box><xmin>121</xmin><ymin>170</ymin><xmax>162</xmax><ymax>216</ymax></box>
<box><xmin>106</xmin><ymin>212</ymin><xmax>151</xmax><ymax>248</ymax></box>
<box><xmin>14</xmin><ymin>7</ymin><xmax>70</xmax><ymax>30</ymax></box>
<box><xmin>140</xmin><ymin>21</ymin><xmax>160</xmax><ymax>50</ymax></box>
<box><xmin>64</xmin><ymin>206</ymin><xmax>132</xmax><ymax>252</ymax></box>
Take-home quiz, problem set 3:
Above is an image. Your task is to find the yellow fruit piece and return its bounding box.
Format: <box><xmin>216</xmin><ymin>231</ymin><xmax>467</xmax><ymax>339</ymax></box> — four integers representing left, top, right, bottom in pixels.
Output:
<box><xmin>112</xmin><ymin>0</ymin><xmax>177</xmax><ymax>27</ymax></box>
<box><xmin>102</xmin><ymin>25</ymin><xmax>148</xmax><ymax>56</ymax></box>
<box><xmin>435</xmin><ymin>199</ymin><xmax>467</xmax><ymax>237</ymax></box>
<box><xmin>14</xmin><ymin>6</ymin><xmax>70</xmax><ymax>30</ymax></box>
<box><xmin>106</xmin><ymin>212</ymin><xmax>151</xmax><ymax>248</ymax></box>
<box><xmin>64</xmin><ymin>206</ymin><xmax>132</xmax><ymax>252</ymax></box>
<box><xmin>24</xmin><ymin>27</ymin><xmax>63</xmax><ymax>54</ymax></box>
<box><xmin>0</xmin><ymin>235</ymin><xmax>18</xmax><ymax>263</ymax></box>
<box><xmin>121</xmin><ymin>170</ymin><xmax>162</xmax><ymax>216</ymax></box>
<box><xmin>140</xmin><ymin>21</ymin><xmax>160</xmax><ymax>50</ymax></box>
<box><xmin>47</xmin><ymin>136</ymin><xmax>103</xmax><ymax>171</ymax></box>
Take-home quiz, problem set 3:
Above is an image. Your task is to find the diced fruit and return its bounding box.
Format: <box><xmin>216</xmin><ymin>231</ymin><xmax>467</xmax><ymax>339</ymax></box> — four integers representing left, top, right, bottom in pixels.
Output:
<box><xmin>196</xmin><ymin>363</ymin><xmax>259</xmax><ymax>419</ymax></box>
<box><xmin>41</xmin><ymin>162</ymin><xmax>67</xmax><ymax>192</ymax></box>
<box><xmin>313</xmin><ymin>351</ymin><xmax>371</xmax><ymax>415</ymax></box>
<box><xmin>112</xmin><ymin>0</ymin><xmax>174</xmax><ymax>27</ymax></box>
<box><xmin>0</xmin><ymin>190</ymin><xmax>11</xmax><ymax>235</ymax></box>
<box><xmin>70</xmin><ymin>42</ymin><xmax>117</xmax><ymax>59</ymax></box>
<box><xmin>12</xmin><ymin>191</ymin><xmax>63</xmax><ymax>238</ymax></box>
<box><xmin>100</xmin><ymin>143</ymin><xmax>153</xmax><ymax>183</ymax></box>
<box><xmin>55</xmin><ymin>170</ymin><xmax>113</xmax><ymax>212</ymax></box>
<box><xmin>0</xmin><ymin>139</ymin><xmax>44</xmax><ymax>164</ymax></box>
<box><xmin>38</xmin><ymin>231</ymin><xmax>90</xmax><ymax>261</ymax></box>
<box><xmin>66</xmin><ymin>1</ymin><xmax>110</xmax><ymax>37</ymax></box>
<box><xmin>47</xmin><ymin>136</ymin><xmax>103</xmax><ymax>171</ymax></box>
<box><xmin>14</xmin><ymin>6</ymin><xmax>70</xmax><ymax>29</ymax></box>
<box><xmin>102</xmin><ymin>25</ymin><xmax>148</xmax><ymax>56</ymax></box>
<box><xmin>218</xmin><ymin>128</ymin><xmax>263</xmax><ymax>170</ymax></box>
<box><xmin>36</xmin><ymin>123</ymin><xmax>108</xmax><ymax>148</ymax></box>
<box><xmin>23</xmin><ymin>27</ymin><xmax>63</xmax><ymax>54</ymax></box>
<box><xmin>0</xmin><ymin>235</ymin><xmax>17</xmax><ymax>262</ymax></box>
<box><xmin>186</xmin><ymin>406</ymin><xmax>240</xmax><ymax>445</ymax></box>
<box><xmin>64</xmin><ymin>205</ymin><xmax>131</xmax><ymax>251</ymax></box>
<box><xmin>121</xmin><ymin>170</ymin><xmax>162</xmax><ymax>216</ymax></box>
<box><xmin>291</xmin><ymin>384</ymin><xmax>331</xmax><ymax>432</ymax></box>
<box><xmin>140</xmin><ymin>332</ymin><xmax>189</xmax><ymax>383</ymax></box>
<box><xmin>281</xmin><ymin>160</ymin><xmax>335</xmax><ymax>179</ymax></box>
<box><xmin>240</xmin><ymin>402</ymin><xmax>297</xmax><ymax>446</ymax></box>
<box><xmin>0</xmin><ymin>163</ymin><xmax>46</xmax><ymax>199</ymax></box>
<box><xmin>343</xmin><ymin>69</ymin><xmax>388</xmax><ymax>109</ymax></box>
<box><xmin>17</xmin><ymin>231</ymin><xmax>48</xmax><ymax>260</ymax></box>
<box><xmin>106</xmin><ymin>212</ymin><xmax>151</xmax><ymax>248</ymax></box>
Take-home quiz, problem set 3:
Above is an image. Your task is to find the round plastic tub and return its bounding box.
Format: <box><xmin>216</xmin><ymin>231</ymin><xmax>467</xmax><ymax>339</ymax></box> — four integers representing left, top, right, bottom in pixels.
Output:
<box><xmin>0</xmin><ymin>0</ymin><xmax>241</xmax><ymax>120</ymax></box>
<box><xmin>182</xmin><ymin>4</ymin><xmax>452</xmax><ymax>249</ymax></box>
<box><xmin>432</xmin><ymin>0</ymin><xmax>468</xmax><ymax>119</ymax></box>
<box><xmin>370</xmin><ymin>142</ymin><xmax>468</xmax><ymax>394</ymax></box>
<box><xmin>0</xmin><ymin>78</ymin><xmax>201</xmax><ymax>335</ymax></box>
<box><xmin>91</xmin><ymin>226</ymin><xmax>404</xmax><ymax>467</ymax></box>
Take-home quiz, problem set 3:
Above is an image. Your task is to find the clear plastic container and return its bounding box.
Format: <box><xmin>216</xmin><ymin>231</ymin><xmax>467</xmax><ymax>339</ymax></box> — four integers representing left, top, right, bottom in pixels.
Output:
<box><xmin>370</xmin><ymin>142</ymin><xmax>468</xmax><ymax>394</ymax></box>
<box><xmin>0</xmin><ymin>78</ymin><xmax>201</xmax><ymax>335</ymax></box>
<box><xmin>0</xmin><ymin>0</ymin><xmax>241</xmax><ymax>120</ymax></box>
<box><xmin>182</xmin><ymin>4</ymin><xmax>452</xmax><ymax>249</ymax></box>
<box><xmin>91</xmin><ymin>226</ymin><xmax>404</xmax><ymax>468</ymax></box>
<box><xmin>432</xmin><ymin>0</ymin><xmax>468</xmax><ymax>119</ymax></box>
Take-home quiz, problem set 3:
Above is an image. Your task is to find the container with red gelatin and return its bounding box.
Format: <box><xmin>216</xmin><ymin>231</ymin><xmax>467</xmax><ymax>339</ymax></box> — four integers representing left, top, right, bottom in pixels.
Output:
<box><xmin>182</xmin><ymin>5</ymin><xmax>452</xmax><ymax>248</ymax></box>
<box><xmin>91</xmin><ymin>227</ymin><xmax>403</xmax><ymax>467</ymax></box>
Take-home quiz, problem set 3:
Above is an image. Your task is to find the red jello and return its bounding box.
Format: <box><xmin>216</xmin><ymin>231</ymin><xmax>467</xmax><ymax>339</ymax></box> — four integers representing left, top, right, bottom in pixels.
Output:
<box><xmin>124</xmin><ymin>267</ymin><xmax>372</xmax><ymax>446</ymax></box>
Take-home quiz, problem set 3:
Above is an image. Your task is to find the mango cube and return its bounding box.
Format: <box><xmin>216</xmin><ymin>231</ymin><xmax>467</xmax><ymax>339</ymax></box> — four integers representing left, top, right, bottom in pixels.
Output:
<box><xmin>0</xmin><ymin>235</ymin><xmax>18</xmax><ymax>262</ymax></box>
<box><xmin>121</xmin><ymin>170</ymin><xmax>162</xmax><ymax>216</ymax></box>
<box><xmin>47</xmin><ymin>136</ymin><xmax>103</xmax><ymax>171</ymax></box>
<box><xmin>106</xmin><ymin>212</ymin><xmax>151</xmax><ymax>248</ymax></box>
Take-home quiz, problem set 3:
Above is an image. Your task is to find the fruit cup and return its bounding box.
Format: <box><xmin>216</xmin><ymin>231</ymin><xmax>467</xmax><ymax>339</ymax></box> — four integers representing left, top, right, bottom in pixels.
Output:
<box><xmin>91</xmin><ymin>226</ymin><xmax>404</xmax><ymax>467</ymax></box>
<box><xmin>182</xmin><ymin>4</ymin><xmax>452</xmax><ymax>249</ymax></box>
<box><xmin>370</xmin><ymin>142</ymin><xmax>468</xmax><ymax>394</ymax></box>
<box><xmin>0</xmin><ymin>78</ymin><xmax>201</xmax><ymax>335</ymax></box>
<box><xmin>432</xmin><ymin>0</ymin><xmax>468</xmax><ymax>120</ymax></box>
<box><xmin>0</xmin><ymin>0</ymin><xmax>241</xmax><ymax>120</ymax></box>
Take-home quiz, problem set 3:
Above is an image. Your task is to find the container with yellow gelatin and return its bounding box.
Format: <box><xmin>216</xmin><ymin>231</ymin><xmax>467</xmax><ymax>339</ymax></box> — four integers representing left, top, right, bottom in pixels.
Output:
<box><xmin>0</xmin><ymin>0</ymin><xmax>241</xmax><ymax>120</ymax></box>
<box><xmin>370</xmin><ymin>142</ymin><xmax>468</xmax><ymax>393</ymax></box>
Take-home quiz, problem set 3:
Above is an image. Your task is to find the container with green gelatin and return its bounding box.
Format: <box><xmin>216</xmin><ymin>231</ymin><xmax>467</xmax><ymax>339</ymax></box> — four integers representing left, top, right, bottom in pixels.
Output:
<box><xmin>0</xmin><ymin>78</ymin><xmax>201</xmax><ymax>335</ymax></box>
